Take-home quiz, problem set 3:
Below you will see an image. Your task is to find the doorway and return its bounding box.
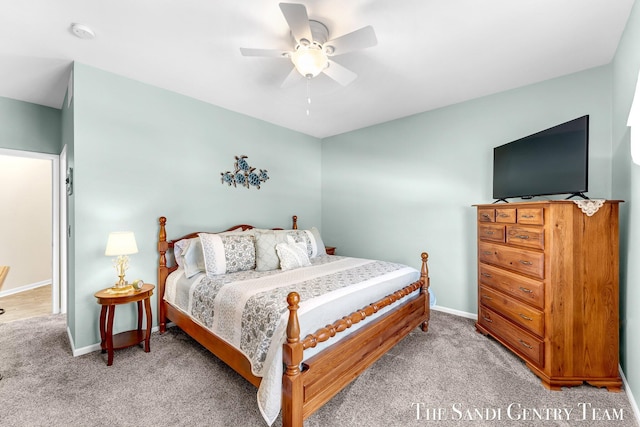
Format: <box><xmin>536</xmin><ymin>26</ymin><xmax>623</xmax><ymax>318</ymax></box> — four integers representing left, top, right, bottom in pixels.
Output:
<box><xmin>0</xmin><ymin>148</ymin><xmax>62</xmax><ymax>320</ymax></box>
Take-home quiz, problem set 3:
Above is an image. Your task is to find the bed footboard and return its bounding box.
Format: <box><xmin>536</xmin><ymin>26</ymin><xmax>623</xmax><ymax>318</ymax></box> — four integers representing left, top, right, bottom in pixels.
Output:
<box><xmin>282</xmin><ymin>252</ymin><xmax>430</xmax><ymax>427</ymax></box>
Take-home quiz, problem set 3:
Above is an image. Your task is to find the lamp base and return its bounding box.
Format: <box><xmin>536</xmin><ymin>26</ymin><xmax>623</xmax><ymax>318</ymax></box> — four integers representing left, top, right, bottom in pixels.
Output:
<box><xmin>108</xmin><ymin>284</ymin><xmax>134</xmax><ymax>294</ymax></box>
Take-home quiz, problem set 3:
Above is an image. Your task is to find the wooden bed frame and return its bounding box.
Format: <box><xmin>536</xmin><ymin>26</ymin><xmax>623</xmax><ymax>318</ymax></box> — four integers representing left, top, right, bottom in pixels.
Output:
<box><xmin>157</xmin><ymin>215</ymin><xmax>430</xmax><ymax>427</ymax></box>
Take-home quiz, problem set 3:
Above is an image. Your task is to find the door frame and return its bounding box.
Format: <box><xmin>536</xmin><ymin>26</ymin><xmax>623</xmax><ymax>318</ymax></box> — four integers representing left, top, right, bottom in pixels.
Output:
<box><xmin>0</xmin><ymin>147</ymin><xmax>63</xmax><ymax>314</ymax></box>
<box><xmin>59</xmin><ymin>145</ymin><xmax>67</xmax><ymax>314</ymax></box>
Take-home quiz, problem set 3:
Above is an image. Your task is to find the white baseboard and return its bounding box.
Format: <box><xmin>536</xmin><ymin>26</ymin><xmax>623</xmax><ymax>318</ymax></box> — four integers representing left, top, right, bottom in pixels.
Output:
<box><xmin>70</xmin><ymin>324</ymin><xmax>162</xmax><ymax>357</ymax></box>
<box><xmin>66</xmin><ymin>324</ymin><xmax>78</xmax><ymax>356</ymax></box>
<box><xmin>0</xmin><ymin>280</ymin><xmax>50</xmax><ymax>298</ymax></box>
<box><xmin>432</xmin><ymin>304</ymin><xmax>477</xmax><ymax>320</ymax></box>
<box><xmin>620</xmin><ymin>365</ymin><xmax>640</xmax><ymax>425</ymax></box>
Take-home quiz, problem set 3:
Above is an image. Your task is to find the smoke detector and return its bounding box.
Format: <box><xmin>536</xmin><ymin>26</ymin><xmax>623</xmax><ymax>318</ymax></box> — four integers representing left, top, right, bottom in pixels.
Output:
<box><xmin>71</xmin><ymin>23</ymin><xmax>95</xmax><ymax>40</ymax></box>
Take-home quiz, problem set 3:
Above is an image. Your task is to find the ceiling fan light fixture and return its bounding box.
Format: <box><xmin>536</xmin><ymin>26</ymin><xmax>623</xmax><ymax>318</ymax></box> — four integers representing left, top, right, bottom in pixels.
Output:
<box><xmin>240</xmin><ymin>4</ymin><xmax>376</xmax><ymax>87</ymax></box>
<box><xmin>292</xmin><ymin>44</ymin><xmax>328</xmax><ymax>78</ymax></box>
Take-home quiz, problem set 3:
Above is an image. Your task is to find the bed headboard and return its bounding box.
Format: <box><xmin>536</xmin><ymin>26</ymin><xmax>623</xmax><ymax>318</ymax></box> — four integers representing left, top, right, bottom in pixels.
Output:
<box><xmin>157</xmin><ymin>215</ymin><xmax>298</xmax><ymax>331</ymax></box>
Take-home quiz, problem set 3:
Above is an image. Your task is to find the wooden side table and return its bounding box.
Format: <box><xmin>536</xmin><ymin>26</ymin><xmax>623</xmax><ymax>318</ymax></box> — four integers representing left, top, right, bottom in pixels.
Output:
<box><xmin>94</xmin><ymin>284</ymin><xmax>154</xmax><ymax>366</ymax></box>
<box><xmin>325</xmin><ymin>246</ymin><xmax>336</xmax><ymax>255</ymax></box>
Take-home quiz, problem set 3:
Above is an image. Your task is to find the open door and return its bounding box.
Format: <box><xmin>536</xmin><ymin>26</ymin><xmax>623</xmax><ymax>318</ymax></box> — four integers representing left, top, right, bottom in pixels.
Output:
<box><xmin>0</xmin><ymin>148</ymin><xmax>63</xmax><ymax>318</ymax></box>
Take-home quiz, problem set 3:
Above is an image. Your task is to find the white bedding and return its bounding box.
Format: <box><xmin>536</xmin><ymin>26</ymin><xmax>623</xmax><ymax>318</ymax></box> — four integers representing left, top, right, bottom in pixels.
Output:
<box><xmin>164</xmin><ymin>255</ymin><xmax>421</xmax><ymax>425</ymax></box>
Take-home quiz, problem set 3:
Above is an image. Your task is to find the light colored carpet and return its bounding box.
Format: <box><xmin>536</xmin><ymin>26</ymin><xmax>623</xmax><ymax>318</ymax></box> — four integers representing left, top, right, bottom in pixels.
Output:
<box><xmin>0</xmin><ymin>311</ymin><xmax>637</xmax><ymax>426</ymax></box>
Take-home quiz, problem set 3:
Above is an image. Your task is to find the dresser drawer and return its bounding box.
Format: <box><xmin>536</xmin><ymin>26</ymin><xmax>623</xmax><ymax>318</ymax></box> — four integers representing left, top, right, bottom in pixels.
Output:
<box><xmin>479</xmin><ymin>285</ymin><xmax>544</xmax><ymax>336</ymax></box>
<box><xmin>495</xmin><ymin>208</ymin><xmax>516</xmax><ymax>223</ymax></box>
<box><xmin>478</xmin><ymin>242</ymin><xmax>544</xmax><ymax>279</ymax></box>
<box><xmin>478</xmin><ymin>307</ymin><xmax>544</xmax><ymax>368</ymax></box>
<box><xmin>478</xmin><ymin>209</ymin><xmax>495</xmax><ymax>223</ymax></box>
<box><xmin>506</xmin><ymin>225</ymin><xmax>544</xmax><ymax>250</ymax></box>
<box><xmin>479</xmin><ymin>224</ymin><xmax>505</xmax><ymax>243</ymax></box>
<box><xmin>517</xmin><ymin>208</ymin><xmax>544</xmax><ymax>225</ymax></box>
<box><xmin>479</xmin><ymin>263</ymin><xmax>544</xmax><ymax>309</ymax></box>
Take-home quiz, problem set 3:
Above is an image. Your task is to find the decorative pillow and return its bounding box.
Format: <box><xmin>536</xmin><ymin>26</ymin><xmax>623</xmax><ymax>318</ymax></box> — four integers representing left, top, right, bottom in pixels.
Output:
<box><xmin>199</xmin><ymin>233</ymin><xmax>256</xmax><ymax>276</ymax></box>
<box><xmin>285</xmin><ymin>230</ymin><xmax>313</xmax><ymax>258</ymax></box>
<box><xmin>254</xmin><ymin>230</ymin><xmax>289</xmax><ymax>271</ymax></box>
<box><xmin>275</xmin><ymin>236</ymin><xmax>311</xmax><ymax>271</ymax></box>
<box><xmin>181</xmin><ymin>238</ymin><xmax>206</xmax><ymax>278</ymax></box>
<box><xmin>284</xmin><ymin>229</ymin><xmax>326</xmax><ymax>258</ymax></box>
<box><xmin>174</xmin><ymin>228</ymin><xmax>252</xmax><ymax>269</ymax></box>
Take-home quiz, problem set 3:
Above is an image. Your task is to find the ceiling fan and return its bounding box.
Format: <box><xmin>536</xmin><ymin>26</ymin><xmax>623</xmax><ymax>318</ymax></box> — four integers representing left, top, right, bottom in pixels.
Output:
<box><xmin>240</xmin><ymin>3</ymin><xmax>377</xmax><ymax>88</ymax></box>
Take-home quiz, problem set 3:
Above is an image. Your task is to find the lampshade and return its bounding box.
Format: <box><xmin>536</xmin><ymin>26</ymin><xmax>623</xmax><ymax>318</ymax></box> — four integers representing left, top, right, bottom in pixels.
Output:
<box><xmin>105</xmin><ymin>231</ymin><xmax>138</xmax><ymax>256</ymax></box>
<box><xmin>292</xmin><ymin>44</ymin><xmax>328</xmax><ymax>78</ymax></box>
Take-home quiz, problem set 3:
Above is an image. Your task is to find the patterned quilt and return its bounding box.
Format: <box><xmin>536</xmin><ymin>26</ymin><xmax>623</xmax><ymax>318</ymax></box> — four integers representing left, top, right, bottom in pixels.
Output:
<box><xmin>165</xmin><ymin>255</ymin><xmax>421</xmax><ymax>425</ymax></box>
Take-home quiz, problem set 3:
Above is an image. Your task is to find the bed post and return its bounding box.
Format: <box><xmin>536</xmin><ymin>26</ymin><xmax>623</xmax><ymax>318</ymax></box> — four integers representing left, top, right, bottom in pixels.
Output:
<box><xmin>292</xmin><ymin>215</ymin><xmax>298</xmax><ymax>230</ymax></box>
<box><xmin>420</xmin><ymin>252</ymin><xmax>430</xmax><ymax>332</ymax></box>
<box><xmin>158</xmin><ymin>216</ymin><xmax>169</xmax><ymax>334</ymax></box>
<box><xmin>282</xmin><ymin>292</ymin><xmax>304</xmax><ymax>427</ymax></box>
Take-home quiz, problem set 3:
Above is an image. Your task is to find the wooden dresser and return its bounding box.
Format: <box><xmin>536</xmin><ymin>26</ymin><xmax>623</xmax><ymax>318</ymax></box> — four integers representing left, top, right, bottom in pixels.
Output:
<box><xmin>474</xmin><ymin>200</ymin><xmax>621</xmax><ymax>391</ymax></box>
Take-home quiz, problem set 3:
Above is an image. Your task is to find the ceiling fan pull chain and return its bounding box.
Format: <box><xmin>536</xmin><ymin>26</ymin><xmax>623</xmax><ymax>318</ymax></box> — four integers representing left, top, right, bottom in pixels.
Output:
<box><xmin>306</xmin><ymin>76</ymin><xmax>311</xmax><ymax>116</ymax></box>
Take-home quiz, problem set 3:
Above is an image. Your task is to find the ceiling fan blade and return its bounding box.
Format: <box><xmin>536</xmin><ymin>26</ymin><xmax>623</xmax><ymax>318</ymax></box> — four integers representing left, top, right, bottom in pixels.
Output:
<box><xmin>281</xmin><ymin>67</ymin><xmax>304</xmax><ymax>88</ymax></box>
<box><xmin>323</xmin><ymin>60</ymin><xmax>357</xmax><ymax>86</ymax></box>
<box><xmin>279</xmin><ymin>3</ymin><xmax>312</xmax><ymax>43</ymax></box>
<box><xmin>240</xmin><ymin>48</ymin><xmax>290</xmax><ymax>58</ymax></box>
<box><xmin>325</xmin><ymin>26</ymin><xmax>377</xmax><ymax>56</ymax></box>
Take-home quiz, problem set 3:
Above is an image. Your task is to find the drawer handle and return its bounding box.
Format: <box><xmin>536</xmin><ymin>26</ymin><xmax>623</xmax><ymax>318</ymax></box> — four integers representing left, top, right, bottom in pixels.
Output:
<box><xmin>498</xmin><ymin>213</ymin><xmax>509</xmax><ymax>218</ymax></box>
<box><xmin>519</xmin><ymin>313</ymin><xmax>533</xmax><ymax>321</ymax></box>
<box><xmin>519</xmin><ymin>286</ymin><xmax>533</xmax><ymax>293</ymax></box>
<box><xmin>515</xmin><ymin>235</ymin><xmax>530</xmax><ymax>240</ymax></box>
<box><xmin>481</xmin><ymin>295</ymin><xmax>492</xmax><ymax>300</ymax></box>
<box><xmin>521</xmin><ymin>214</ymin><xmax>534</xmax><ymax>218</ymax></box>
<box><xmin>481</xmin><ymin>272</ymin><xmax>492</xmax><ymax>278</ymax></box>
<box><xmin>482</xmin><ymin>316</ymin><xmax>493</xmax><ymax>323</ymax></box>
<box><xmin>483</xmin><ymin>251</ymin><xmax>493</xmax><ymax>256</ymax></box>
<box><xmin>481</xmin><ymin>213</ymin><xmax>491</xmax><ymax>219</ymax></box>
<box><xmin>519</xmin><ymin>260</ymin><xmax>533</xmax><ymax>266</ymax></box>
<box><xmin>485</xmin><ymin>230</ymin><xmax>495</xmax><ymax>235</ymax></box>
<box><xmin>519</xmin><ymin>339</ymin><xmax>534</xmax><ymax>349</ymax></box>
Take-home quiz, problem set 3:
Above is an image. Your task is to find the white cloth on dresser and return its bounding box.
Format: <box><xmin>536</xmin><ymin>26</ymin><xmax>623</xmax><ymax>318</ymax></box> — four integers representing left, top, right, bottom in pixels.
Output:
<box><xmin>572</xmin><ymin>199</ymin><xmax>605</xmax><ymax>216</ymax></box>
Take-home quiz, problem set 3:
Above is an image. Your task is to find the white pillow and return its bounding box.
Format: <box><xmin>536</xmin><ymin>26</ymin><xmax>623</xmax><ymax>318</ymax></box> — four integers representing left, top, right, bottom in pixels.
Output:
<box><xmin>275</xmin><ymin>236</ymin><xmax>311</xmax><ymax>271</ymax></box>
<box><xmin>173</xmin><ymin>237</ymin><xmax>195</xmax><ymax>268</ymax></box>
<box><xmin>181</xmin><ymin>238</ymin><xmax>206</xmax><ymax>278</ymax></box>
<box><xmin>308</xmin><ymin>227</ymin><xmax>327</xmax><ymax>257</ymax></box>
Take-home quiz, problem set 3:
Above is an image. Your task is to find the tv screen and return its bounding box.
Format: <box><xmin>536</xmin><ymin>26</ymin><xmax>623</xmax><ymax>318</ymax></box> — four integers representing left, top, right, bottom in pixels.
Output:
<box><xmin>492</xmin><ymin>115</ymin><xmax>589</xmax><ymax>201</ymax></box>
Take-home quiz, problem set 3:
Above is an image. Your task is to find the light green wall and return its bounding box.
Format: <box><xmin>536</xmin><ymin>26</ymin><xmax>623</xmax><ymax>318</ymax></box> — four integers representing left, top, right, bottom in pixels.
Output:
<box><xmin>612</xmin><ymin>0</ymin><xmax>640</xmax><ymax>413</ymax></box>
<box><xmin>70</xmin><ymin>63</ymin><xmax>321</xmax><ymax>348</ymax></box>
<box><xmin>322</xmin><ymin>65</ymin><xmax>612</xmax><ymax>313</ymax></box>
<box><xmin>0</xmin><ymin>96</ymin><xmax>61</xmax><ymax>154</ymax></box>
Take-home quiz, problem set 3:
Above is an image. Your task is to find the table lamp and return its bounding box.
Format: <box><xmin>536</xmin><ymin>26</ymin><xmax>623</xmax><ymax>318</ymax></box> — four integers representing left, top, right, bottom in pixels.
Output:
<box><xmin>105</xmin><ymin>231</ymin><xmax>138</xmax><ymax>293</ymax></box>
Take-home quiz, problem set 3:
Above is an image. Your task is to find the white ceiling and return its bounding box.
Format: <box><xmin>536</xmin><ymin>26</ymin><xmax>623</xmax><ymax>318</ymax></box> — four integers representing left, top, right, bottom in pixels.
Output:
<box><xmin>0</xmin><ymin>0</ymin><xmax>635</xmax><ymax>138</ymax></box>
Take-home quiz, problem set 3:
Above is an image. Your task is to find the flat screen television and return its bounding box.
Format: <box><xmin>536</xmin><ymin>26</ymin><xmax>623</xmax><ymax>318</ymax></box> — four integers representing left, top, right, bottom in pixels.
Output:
<box><xmin>492</xmin><ymin>115</ymin><xmax>589</xmax><ymax>202</ymax></box>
